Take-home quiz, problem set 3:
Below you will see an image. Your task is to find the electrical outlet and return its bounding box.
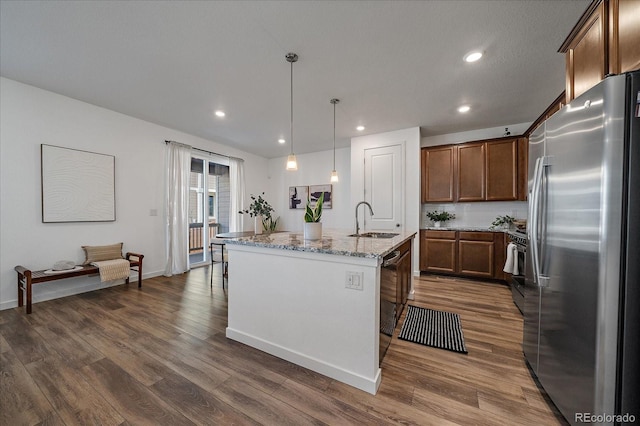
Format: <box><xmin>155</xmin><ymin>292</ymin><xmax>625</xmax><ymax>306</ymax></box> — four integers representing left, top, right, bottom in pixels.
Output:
<box><xmin>345</xmin><ymin>271</ymin><xmax>364</xmax><ymax>290</ymax></box>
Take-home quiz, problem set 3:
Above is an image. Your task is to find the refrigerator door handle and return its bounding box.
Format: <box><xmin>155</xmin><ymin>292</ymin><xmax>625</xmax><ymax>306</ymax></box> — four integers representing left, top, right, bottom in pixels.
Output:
<box><xmin>538</xmin><ymin>157</ymin><xmax>551</xmax><ymax>287</ymax></box>
<box><xmin>530</xmin><ymin>156</ymin><xmax>551</xmax><ymax>288</ymax></box>
<box><xmin>529</xmin><ymin>157</ymin><xmax>542</xmax><ymax>285</ymax></box>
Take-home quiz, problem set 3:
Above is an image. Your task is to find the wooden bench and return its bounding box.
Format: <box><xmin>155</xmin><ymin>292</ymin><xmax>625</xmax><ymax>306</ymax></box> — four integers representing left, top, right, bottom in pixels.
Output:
<box><xmin>15</xmin><ymin>252</ymin><xmax>144</xmax><ymax>314</ymax></box>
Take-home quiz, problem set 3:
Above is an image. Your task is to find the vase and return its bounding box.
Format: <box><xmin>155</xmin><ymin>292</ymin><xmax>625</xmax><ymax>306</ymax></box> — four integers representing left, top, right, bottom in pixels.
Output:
<box><xmin>434</xmin><ymin>221</ymin><xmax>441</xmax><ymax>228</ymax></box>
<box><xmin>303</xmin><ymin>222</ymin><xmax>322</xmax><ymax>240</ymax></box>
<box><xmin>254</xmin><ymin>216</ymin><xmax>263</xmax><ymax>235</ymax></box>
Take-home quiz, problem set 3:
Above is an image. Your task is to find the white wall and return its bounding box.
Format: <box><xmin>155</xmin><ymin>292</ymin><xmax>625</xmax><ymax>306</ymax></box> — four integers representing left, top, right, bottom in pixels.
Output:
<box><xmin>420</xmin><ymin>123</ymin><xmax>531</xmax><ymax>227</ymax></box>
<box><xmin>351</xmin><ymin>127</ymin><xmax>421</xmax><ymax>276</ymax></box>
<box><xmin>0</xmin><ymin>77</ymin><xmax>268</xmax><ymax>310</ymax></box>
<box><xmin>266</xmin><ymin>148</ymin><xmax>351</xmax><ymax>232</ymax></box>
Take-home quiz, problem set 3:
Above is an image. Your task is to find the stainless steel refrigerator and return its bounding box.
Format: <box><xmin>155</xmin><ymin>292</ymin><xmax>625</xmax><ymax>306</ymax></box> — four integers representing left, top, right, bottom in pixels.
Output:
<box><xmin>524</xmin><ymin>71</ymin><xmax>639</xmax><ymax>425</ymax></box>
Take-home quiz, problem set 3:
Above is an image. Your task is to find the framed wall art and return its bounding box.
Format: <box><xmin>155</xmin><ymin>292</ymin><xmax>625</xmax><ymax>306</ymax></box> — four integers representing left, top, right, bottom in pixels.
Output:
<box><xmin>41</xmin><ymin>144</ymin><xmax>116</xmax><ymax>222</ymax></box>
<box><xmin>309</xmin><ymin>184</ymin><xmax>332</xmax><ymax>209</ymax></box>
<box><xmin>288</xmin><ymin>186</ymin><xmax>308</xmax><ymax>209</ymax></box>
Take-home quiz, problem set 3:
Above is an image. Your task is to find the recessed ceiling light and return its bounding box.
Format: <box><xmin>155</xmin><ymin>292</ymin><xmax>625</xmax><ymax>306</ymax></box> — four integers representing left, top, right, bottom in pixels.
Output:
<box><xmin>278</xmin><ymin>138</ymin><xmax>286</xmax><ymax>144</ymax></box>
<box><xmin>458</xmin><ymin>105</ymin><xmax>471</xmax><ymax>113</ymax></box>
<box><xmin>214</xmin><ymin>110</ymin><xmax>225</xmax><ymax>117</ymax></box>
<box><xmin>464</xmin><ymin>51</ymin><xmax>483</xmax><ymax>63</ymax></box>
<box><xmin>356</xmin><ymin>125</ymin><xmax>365</xmax><ymax>131</ymax></box>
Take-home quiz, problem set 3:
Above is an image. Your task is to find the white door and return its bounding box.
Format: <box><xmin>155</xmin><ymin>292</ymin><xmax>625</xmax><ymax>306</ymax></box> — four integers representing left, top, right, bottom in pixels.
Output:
<box><xmin>364</xmin><ymin>144</ymin><xmax>404</xmax><ymax>231</ymax></box>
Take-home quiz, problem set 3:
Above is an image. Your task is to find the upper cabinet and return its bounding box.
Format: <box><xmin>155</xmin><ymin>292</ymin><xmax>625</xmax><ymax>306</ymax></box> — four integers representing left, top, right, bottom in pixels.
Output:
<box><xmin>421</xmin><ymin>145</ymin><xmax>456</xmax><ymax>203</ymax></box>
<box><xmin>422</xmin><ymin>136</ymin><xmax>526</xmax><ymax>203</ymax></box>
<box><xmin>457</xmin><ymin>143</ymin><xmax>485</xmax><ymax>202</ymax></box>
<box><xmin>561</xmin><ymin>0</ymin><xmax>640</xmax><ymax>103</ymax></box>
<box><xmin>486</xmin><ymin>139</ymin><xmax>519</xmax><ymax>201</ymax></box>
<box><xmin>610</xmin><ymin>0</ymin><xmax>640</xmax><ymax>74</ymax></box>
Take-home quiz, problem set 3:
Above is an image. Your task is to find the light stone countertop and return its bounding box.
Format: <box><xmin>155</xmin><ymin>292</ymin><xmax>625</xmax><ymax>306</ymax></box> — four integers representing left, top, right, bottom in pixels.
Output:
<box><xmin>223</xmin><ymin>229</ymin><xmax>417</xmax><ymax>259</ymax></box>
<box><xmin>421</xmin><ymin>226</ymin><xmax>505</xmax><ymax>232</ymax></box>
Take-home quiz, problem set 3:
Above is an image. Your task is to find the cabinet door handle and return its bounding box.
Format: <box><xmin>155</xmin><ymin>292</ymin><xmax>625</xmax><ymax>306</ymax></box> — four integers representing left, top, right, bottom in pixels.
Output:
<box><xmin>383</xmin><ymin>251</ymin><xmax>402</xmax><ymax>267</ymax></box>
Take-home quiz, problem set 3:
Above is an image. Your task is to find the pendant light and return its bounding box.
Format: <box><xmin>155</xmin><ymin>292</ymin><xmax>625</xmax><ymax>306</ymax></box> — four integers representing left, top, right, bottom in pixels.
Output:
<box><xmin>330</xmin><ymin>98</ymin><xmax>340</xmax><ymax>182</ymax></box>
<box><xmin>285</xmin><ymin>53</ymin><xmax>298</xmax><ymax>171</ymax></box>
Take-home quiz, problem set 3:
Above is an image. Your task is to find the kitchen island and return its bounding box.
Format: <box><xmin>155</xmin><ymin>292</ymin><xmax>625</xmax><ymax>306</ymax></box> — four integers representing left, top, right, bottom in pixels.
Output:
<box><xmin>224</xmin><ymin>229</ymin><xmax>416</xmax><ymax>394</ymax></box>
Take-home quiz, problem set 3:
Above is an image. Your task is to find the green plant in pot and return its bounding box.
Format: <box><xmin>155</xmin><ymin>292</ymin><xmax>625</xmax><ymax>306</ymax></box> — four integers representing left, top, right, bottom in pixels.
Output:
<box><xmin>426</xmin><ymin>210</ymin><xmax>455</xmax><ymax>228</ymax></box>
<box><xmin>239</xmin><ymin>192</ymin><xmax>278</xmax><ymax>234</ymax></box>
<box><xmin>303</xmin><ymin>192</ymin><xmax>324</xmax><ymax>240</ymax></box>
<box><xmin>490</xmin><ymin>215</ymin><xmax>514</xmax><ymax>230</ymax></box>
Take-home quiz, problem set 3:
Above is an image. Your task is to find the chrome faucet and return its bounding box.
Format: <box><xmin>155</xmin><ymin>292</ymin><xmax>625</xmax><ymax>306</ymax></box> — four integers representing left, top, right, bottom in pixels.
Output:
<box><xmin>355</xmin><ymin>201</ymin><xmax>374</xmax><ymax>235</ymax></box>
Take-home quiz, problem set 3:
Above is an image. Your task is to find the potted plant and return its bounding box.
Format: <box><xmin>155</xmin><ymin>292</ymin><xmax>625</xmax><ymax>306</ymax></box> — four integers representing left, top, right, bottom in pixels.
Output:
<box><xmin>303</xmin><ymin>192</ymin><xmax>324</xmax><ymax>240</ymax></box>
<box><xmin>239</xmin><ymin>192</ymin><xmax>278</xmax><ymax>234</ymax></box>
<box><xmin>426</xmin><ymin>210</ymin><xmax>455</xmax><ymax>228</ymax></box>
<box><xmin>490</xmin><ymin>215</ymin><xmax>514</xmax><ymax>230</ymax></box>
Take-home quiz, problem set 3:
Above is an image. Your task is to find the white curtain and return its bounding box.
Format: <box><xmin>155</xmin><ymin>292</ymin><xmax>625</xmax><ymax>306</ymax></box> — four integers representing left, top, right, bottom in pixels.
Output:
<box><xmin>229</xmin><ymin>157</ymin><xmax>245</xmax><ymax>232</ymax></box>
<box><xmin>164</xmin><ymin>141</ymin><xmax>192</xmax><ymax>276</ymax></box>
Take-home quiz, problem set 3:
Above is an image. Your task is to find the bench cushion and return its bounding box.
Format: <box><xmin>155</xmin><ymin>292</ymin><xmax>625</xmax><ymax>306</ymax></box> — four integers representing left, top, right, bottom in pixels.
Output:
<box><xmin>82</xmin><ymin>242</ymin><xmax>124</xmax><ymax>265</ymax></box>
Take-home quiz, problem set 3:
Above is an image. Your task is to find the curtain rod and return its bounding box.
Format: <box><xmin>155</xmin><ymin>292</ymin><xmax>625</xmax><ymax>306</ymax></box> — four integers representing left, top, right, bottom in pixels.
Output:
<box><xmin>164</xmin><ymin>140</ymin><xmax>244</xmax><ymax>162</ymax></box>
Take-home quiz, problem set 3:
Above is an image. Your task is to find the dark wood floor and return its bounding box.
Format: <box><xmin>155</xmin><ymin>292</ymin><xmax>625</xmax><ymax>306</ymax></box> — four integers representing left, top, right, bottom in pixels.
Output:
<box><xmin>0</xmin><ymin>266</ymin><xmax>567</xmax><ymax>425</ymax></box>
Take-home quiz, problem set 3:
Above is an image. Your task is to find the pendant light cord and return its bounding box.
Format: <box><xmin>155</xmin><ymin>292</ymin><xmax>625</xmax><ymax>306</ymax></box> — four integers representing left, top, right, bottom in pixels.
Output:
<box><xmin>333</xmin><ymin>101</ymin><xmax>336</xmax><ymax>169</ymax></box>
<box><xmin>290</xmin><ymin>59</ymin><xmax>294</xmax><ymax>156</ymax></box>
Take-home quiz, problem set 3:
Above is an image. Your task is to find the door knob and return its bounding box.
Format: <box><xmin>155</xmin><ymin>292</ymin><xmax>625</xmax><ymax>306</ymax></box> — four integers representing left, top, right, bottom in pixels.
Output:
<box><xmin>396</xmin><ymin>223</ymin><xmax>401</xmax><ymax>227</ymax></box>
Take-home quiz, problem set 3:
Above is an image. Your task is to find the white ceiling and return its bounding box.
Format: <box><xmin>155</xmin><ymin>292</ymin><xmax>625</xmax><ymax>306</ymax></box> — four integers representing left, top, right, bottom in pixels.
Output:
<box><xmin>0</xmin><ymin>0</ymin><xmax>589</xmax><ymax>158</ymax></box>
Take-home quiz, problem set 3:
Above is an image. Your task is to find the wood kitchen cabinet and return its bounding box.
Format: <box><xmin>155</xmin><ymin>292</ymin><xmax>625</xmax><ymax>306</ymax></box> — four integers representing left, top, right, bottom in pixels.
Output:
<box><xmin>563</xmin><ymin>0</ymin><xmax>606</xmax><ymax>101</ymax></box>
<box><xmin>421</xmin><ymin>145</ymin><xmax>455</xmax><ymax>203</ymax></box>
<box><xmin>517</xmin><ymin>137</ymin><xmax>529</xmax><ymax>201</ymax></box>
<box><xmin>486</xmin><ymin>139</ymin><xmax>519</xmax><ymax>201</ymax></box>
<box><xmin>421</xmin><ymin>230</ymin><xmax>507</xmax><ymax>281</ymax></box>
<box><xmin>422</xmin><ymin>136</ymin><xmax>526</xmax><ymax>203</ymax></box>
<box><xmin>610</xmin><ymin>0</ymin><xmax>640</xmax><ymax>75</ymax></box>
<box><xmin>457</xmin><ymin>143</ymin><xmax>485</xmax><ymax>202</ymax></box>
<box><xmin>458</xmin><ymin>232</ymin><xmax>494</xmax><ymax>278</ymax></box>
<box><xmin>561</xmin><ymin>0</ymin><xmax>640</xmax><ymax>103</ymax></box>
<box><xmin>420</xmin><ymin>230</ymin><xmax>456</xmax><ymax>273</ymax></box>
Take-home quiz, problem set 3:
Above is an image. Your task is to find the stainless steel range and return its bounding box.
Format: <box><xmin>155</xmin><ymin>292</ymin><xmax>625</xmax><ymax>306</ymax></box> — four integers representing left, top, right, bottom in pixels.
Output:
<box><xmin>506</xmin><ymin>230</ymin><xmax>526</xmax><ymax>314</ymax></box>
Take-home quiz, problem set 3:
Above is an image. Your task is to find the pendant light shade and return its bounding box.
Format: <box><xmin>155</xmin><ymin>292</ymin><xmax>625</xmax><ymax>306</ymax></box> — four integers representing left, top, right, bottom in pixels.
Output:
<box><xmin>285</xmin><ymin>53</ymin><xmax>298</xmax><ymax>171</ymax></box>
<box><xmin>330</xmin><ymin>98</ymin><xmax>340</xmax><ymax>182</ymax></box>
<box><xmin>286</xmin><ymin>154</ymin><xmax>298</xmax><ymax>170</ymax></box>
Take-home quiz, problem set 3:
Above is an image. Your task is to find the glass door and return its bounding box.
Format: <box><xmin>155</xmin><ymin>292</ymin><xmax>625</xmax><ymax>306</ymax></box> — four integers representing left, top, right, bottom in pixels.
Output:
<box><xmin>189</xmin><ymin>156</ymin><xmax>230</xmax><ymax>266</ymax></box>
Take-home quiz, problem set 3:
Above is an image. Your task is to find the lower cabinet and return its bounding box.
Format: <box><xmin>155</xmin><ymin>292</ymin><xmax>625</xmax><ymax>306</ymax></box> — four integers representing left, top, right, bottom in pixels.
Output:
<box><xmin>420</xmin><ymin>230</ymin><xmax>506</xmax><ymax>280</ymax></box>
<box><xmin>458</xmin><ymin>232</ymin><xmax>494</xmax><ymax>278</ymax></box>
<box><xmin>420</xmin><ymin>230</ymin><xmax>456</xmax><ymax>273</ymax></box>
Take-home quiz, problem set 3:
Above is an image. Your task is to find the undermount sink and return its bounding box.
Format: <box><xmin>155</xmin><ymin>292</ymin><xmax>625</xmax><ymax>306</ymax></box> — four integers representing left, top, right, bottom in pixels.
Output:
<box><xmin>347</xmin><ymin>232</ymin><xmax>399</xmax><ymax>239</ymax></box>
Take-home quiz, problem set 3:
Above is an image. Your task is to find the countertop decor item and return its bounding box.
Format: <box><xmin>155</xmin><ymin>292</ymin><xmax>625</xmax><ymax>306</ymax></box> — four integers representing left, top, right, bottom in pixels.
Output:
<box><xmin>490</xmin><ymin>215</ymin><xmax>514</xmax><ymax>230</ymax></box>
<box><xmin>239</xmin><ymin>193</ymin><xmax>277</xmax><ymax>233</ymax></box>
<box><xmin>304</xmin><ymin>192</ymin><xmax>324</xmax><ymax>240</ymax></box>
<box><xmin>426</xmin><ymin>210</ymin><xmax>455</xmax><ymax>227</ymax></box>
<box><xmin>513</xmin><ymin>219</ymin><xmax>527</xmax><ymax>231</ymax></box>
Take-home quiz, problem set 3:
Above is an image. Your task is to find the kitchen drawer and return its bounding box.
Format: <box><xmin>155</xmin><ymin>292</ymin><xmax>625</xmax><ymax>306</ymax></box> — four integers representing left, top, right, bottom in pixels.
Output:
<box><xmin>424</xmin><ymin>230</ymin><xmax>456</xmax><ymax>239</ymax></box>
<box><xmin>458</xmin><ymin>231</ymin><xmax>494</xmax><ymax>241</ymax></box>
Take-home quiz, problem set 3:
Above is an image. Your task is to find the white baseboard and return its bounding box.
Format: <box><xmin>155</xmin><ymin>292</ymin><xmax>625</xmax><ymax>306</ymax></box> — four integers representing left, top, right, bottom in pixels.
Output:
<box><xmin>226</xmin><ymin>327</ymin><xmax>381</xmax><ymax>395</ymax></box>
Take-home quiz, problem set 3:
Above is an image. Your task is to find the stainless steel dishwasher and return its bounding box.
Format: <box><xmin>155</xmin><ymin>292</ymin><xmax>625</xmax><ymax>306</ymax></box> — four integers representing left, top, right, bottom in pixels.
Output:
<box><xmin>379</xmin><ymin>250</ymin><xmax>401</xmax><ymax>364</ymax></box>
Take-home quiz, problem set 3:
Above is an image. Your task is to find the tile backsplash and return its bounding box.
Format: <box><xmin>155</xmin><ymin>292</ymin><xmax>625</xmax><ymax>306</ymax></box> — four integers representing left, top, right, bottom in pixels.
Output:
<box><xmin>421</xmin><ymin>201</ymin><xmax>527</xmax><ymax>228</ymax></box>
